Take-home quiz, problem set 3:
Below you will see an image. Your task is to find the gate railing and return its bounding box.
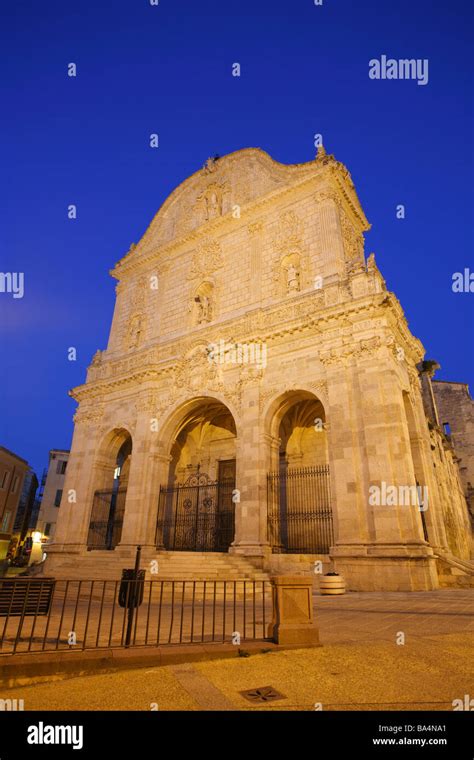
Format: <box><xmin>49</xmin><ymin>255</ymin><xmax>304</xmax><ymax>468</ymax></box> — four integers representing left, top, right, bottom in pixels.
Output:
<box><xmin>267</xmin><ymin>465</ymin><xmax>334</xmax><ymax>553</ymax></box>
<box><xmin>156</xmin><ymin>475</ymin><xmax>235</xmax><ymax>552</ymax></box>
<box><xmin>0</xmin><ymin>578</ymin><xmax>272</xmax><ymax>655</ymax></box>
<box><xmin>87</xmin><ymin>488</ymin><xmax>127</xmax><ymax>550</ymax></box>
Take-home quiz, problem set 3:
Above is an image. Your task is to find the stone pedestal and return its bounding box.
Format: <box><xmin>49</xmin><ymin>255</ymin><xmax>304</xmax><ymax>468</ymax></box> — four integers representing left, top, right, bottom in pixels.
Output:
<box><xmin>267</xmin><ymin>575</ymin><xmax>319</xmax><ymax>646</ymax></box>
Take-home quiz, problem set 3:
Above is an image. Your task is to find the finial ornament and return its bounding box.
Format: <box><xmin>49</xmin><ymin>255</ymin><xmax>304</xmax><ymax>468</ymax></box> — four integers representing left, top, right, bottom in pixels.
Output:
<box><xmin>316</xmin><ymin>144</ymin><xmax>327</xmax><ymax>159</ymax></box>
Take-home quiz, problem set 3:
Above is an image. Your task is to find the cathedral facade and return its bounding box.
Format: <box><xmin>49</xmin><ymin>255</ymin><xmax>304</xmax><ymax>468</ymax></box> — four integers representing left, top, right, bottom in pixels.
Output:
<box><xmin>47</xmin><ymin>146</ymin><xmax>472</xmax><ymax>590</ymax></box>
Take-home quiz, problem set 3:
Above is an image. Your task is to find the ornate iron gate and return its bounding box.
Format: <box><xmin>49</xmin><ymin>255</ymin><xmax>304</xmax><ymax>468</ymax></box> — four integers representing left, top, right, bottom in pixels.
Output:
<box><xmin>267</xmin><ymin>465</ymin><xmax>334</xmax><ymax>553</ymax></box>
<box><xmin>156</xmin><ymin>472</ymin><xmax>235</xmax><ymax>552</ymax></box>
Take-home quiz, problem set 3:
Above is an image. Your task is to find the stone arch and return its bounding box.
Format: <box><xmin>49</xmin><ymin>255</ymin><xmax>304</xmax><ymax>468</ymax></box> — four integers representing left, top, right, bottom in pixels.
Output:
<box><xmin>264</xmin><ymin>389</ymin><xmax>327</xmax><ymax>449</ymax></box>
<box><xmin>87</xmin><ymin>427</ymin><xmax>133</xmax><ymax>550</ymax></box>
<box><xmin>264</xmin><ymin>389</ymin><xmax>333</xmax><ymax>554</ymax></box>
<box><xmin>158</xmin><ymin>394</ymin><xmax>241</xmax><ymax>456</ymax></box>
<box><xmin>155</xmin><ymin>396</ymin><xmax>239</xmax><ymax>552</ymax></box>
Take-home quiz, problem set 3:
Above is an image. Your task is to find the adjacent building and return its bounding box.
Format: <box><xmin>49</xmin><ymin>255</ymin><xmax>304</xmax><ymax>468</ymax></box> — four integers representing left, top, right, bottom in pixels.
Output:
<box><xmin>432</xmin><ymin>380</ymin><xmax>474</xmax><ymax>529</ymax></box>
<box><xmin>0</xmin><ymin>447</ymin><xmax>29</xmax><ymax>559</ymax></box>
<box><xmin>35</xmin><ymin>450</ymin><xmax>69</xmax><ymax>543</ymax></box>
<box><xmin>12</xmin><ymin>468</ymin><xmax>39</xmax><ymax>542</ymax></box>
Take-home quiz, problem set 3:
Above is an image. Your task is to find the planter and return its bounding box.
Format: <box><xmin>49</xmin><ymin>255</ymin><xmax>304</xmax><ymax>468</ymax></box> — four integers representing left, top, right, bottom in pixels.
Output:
<box><xmin>319</xmin><ymin>573</ymin><xmax>346</xmax><ymax>595</ymax></box>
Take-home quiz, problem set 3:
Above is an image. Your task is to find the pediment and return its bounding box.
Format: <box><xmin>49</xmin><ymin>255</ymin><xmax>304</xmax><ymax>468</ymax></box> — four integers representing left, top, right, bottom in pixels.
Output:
<box><xmin>129</xmin><ymin>148</ymin><xmax>321</xmax><ymax>253</ymax></box>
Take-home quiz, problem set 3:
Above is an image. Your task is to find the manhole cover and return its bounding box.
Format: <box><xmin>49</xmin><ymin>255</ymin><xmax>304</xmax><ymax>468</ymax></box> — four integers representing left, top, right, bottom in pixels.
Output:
<box><xmin>240</xmin><ymin>686</ymin><xmax>286</xmax><ymax>703</ymax></box>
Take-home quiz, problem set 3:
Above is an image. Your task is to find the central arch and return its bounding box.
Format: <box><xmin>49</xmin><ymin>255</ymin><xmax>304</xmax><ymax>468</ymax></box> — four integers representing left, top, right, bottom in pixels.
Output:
<box><xmin>157</xmin><ymin>397</ymin><xmax>237</xmax><ymax>552</ymax></box>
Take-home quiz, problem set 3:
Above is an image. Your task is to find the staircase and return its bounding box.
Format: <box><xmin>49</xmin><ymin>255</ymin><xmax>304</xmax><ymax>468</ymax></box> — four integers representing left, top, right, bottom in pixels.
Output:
<box><xmin>436</xmin><ymin>553</ymin><xmax>474</xmax><ymax>588</ymax></box>
<box><xmin>46</xmin><ymin>550</ymin><xmax>270</xmax><ymax>583</ymax></box>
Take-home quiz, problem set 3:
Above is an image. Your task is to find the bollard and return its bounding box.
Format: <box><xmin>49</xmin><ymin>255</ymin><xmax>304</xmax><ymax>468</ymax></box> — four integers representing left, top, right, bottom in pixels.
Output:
<box><xmin>268</xmin><ymin>575</ymin><xmax>320</xmax><ymax>646</ymax></box>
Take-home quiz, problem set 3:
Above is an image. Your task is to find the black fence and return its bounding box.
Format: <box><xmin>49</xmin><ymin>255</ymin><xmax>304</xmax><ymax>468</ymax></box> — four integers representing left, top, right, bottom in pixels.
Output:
<box><xmin>156</xmin><ymin>474</ymin><xmax>235</xmax><ymax>552</ymax></box>
<box><xmin>267</xmin><ymin>465</ymin><xmax>334</xmax><ymax>553</ymax></box>
<box><xmin>87</xmin><ymin>488</ymin><xmax>127</xmax><ymax>550</ymax></box>
<box><xmin>0</xmin><ymin>577</ymin><xmax>271</xmax><ymax>655</ymax></box>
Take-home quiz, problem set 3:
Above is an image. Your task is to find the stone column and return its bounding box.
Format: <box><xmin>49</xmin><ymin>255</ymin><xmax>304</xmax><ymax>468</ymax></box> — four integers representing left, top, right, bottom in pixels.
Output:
<box><xmin>107</xmin><ymin>281</ymin><xmax>126</xmax><ymax>353</ymax></box>
<box><xmin>403</xmin><ymin>375</ymin><xmax>449</xmax><ymax>553</ymax></box>
<box><xmin>331</xmin><ymin>355</ymin><xmax>438</xmax><ymax>591</ymax></box>
<box><xmin>316</xmin><ymin>190</ymin><xmax>346</xmax><ymax>285</ymax></box>
<box><xmin>248</xmin><ymin>221</ymin><xmax>263</xmax><ymax>305</ymax></box>
<box><xmin>49</xmin><ymin>418</ymin><xmax>105</xmax><ymax>554</ymax></box>
<box><xmin>322</xmin><ymin>360</ymin><xmax>372</xmax><ymax>551</ymax></box>
<box><xmin>230</xmin><ymin>375</ymin><xmax>270</xmax><ymax>558</ymax></box>
<box><xmin>118</xmin><ymin>415</ymin><xmax>169</xmax><ymax>558</ymax></box>
<box><xmin>417</xmin><ymin>360</ymin><xmax>441</xmax><ymax>425</ymax></box>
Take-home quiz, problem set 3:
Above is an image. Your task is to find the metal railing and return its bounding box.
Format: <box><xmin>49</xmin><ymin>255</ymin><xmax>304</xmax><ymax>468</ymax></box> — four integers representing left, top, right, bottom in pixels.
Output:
<box><xmin>0</xmin><ymin>577</ymin><xmax>272</xmax><ymax>655</ymax></box>
<box><xmin>87</xmin><ymin>488</ymin><xmax>127</xmax><ymax>550</ymax></box>
<box><xmin>156</xmin><ymin>474</ymin><xmax>235</xmax><ymax>552</ymax></box>
<box><xmin>267</xmin><ymin>465</ymin><xmax>334</xmax><ymax>553</ymax></box>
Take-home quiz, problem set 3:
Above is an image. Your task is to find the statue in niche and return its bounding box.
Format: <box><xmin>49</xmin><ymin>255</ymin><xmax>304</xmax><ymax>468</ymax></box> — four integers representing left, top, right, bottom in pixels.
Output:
<box><xmin>127</xmin><ymin>315</ymin><xmax>143</xmax><ymax>349</ymax></box>
<box><xmin>286</xmin><ymin>263</ymin><xmax>300</xmax><ymax>294</ymax></box>
<box><xmin>205</xmin><ymin>191</ymin><xmax>221</xmax><ymax>220</ymax></box>
<box><xmin>195</xmin><ymin>294</ymin><xmax>212</xmax><ymax>324</ymax></box>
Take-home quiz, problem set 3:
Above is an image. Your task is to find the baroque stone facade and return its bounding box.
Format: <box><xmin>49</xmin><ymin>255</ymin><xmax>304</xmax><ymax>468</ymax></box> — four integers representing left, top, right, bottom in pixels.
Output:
<box><xmin>46</xmin><ymin>146</ymin><xmax>472</xmax><ymax>590</ymax></box>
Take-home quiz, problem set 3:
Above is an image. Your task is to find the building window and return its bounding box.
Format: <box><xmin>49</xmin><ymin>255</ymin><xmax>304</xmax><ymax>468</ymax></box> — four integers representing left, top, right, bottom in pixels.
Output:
<box><xmin>443</xmin><ymin>422</ymin><xmax>452</xmax><ymax>436</ymax></box>
<box><xmin>10</xmin><ymin>475</ymin><xmax>19</xmax><ymax>494</ymax></box>
<box><xmin>0</xmin><ymin>471</ymin><xmax>9</xmax><ymax>490</ymax></box>
<box><xmin>54</xmin><ymin>489</ymin><xmax>63</xmax><ymax>507</ymax></box>
<box><xmin>44</xmin><ymin>523</ymin><xmax>51</xmax><ymax>536</ymax></box>
<box><xmin>56</xmin><ymin>460</ymin><xmax>67</xmax><ymax>475</ymax></box>
<box><xmin>1</xmin><ymin>511</ymin><xmax>12</xmax><ymax>533</ymax></box>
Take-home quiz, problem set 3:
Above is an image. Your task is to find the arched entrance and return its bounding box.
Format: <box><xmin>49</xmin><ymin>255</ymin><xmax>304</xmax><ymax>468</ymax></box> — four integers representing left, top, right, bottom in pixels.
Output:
<box><xmin>156</xmin><ymin>399</ymin><xmax>237</xmax><ymax>552</ymax></box>
<box><xmin>266</xmin><ymin>392</ymin><xmax>333</xmax><ymax>553</ymax></box>
<box><xmin>87</xmin><ymin>429</ymin><xmax>132</xmax><ymax>550</ymax></box>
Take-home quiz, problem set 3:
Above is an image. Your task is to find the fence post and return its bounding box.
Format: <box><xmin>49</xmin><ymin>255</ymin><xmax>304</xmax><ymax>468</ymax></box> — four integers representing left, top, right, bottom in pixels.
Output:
<box><xmin>268</xmin><ymin>575</ymin><xmax>319</xmax><ymax>646</ymax></box>
<box><xmin>124</xmin><ymin>545</ymin><xmax>141</xmax><ymax>648</ymax></box>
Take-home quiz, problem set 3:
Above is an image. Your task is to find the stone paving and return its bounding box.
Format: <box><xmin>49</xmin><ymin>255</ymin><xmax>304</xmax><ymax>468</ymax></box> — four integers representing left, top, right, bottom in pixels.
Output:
<box><xmin>2</xmin><ymin>589</ymin><xmax>473</xmax><ymax>711</ymax></box>
<box><xmin>314</xmin><ymin>589</ymin><xmax>474</xmax><ymax>644</ymax></box>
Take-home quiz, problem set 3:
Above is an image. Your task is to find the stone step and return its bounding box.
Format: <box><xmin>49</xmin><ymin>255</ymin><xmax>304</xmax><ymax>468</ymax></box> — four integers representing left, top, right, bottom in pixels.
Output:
<box><xmin>45</xmin><ymin>551</ymin><xmax>271</xmax><ymax>583</ymax></box>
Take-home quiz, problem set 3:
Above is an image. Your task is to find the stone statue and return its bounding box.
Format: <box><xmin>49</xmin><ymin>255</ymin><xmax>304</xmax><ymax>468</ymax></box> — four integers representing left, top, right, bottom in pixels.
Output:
<box><xmin>367</xmin><ymin>252</ymin><xmax>376</xmax><ymax>273</ymax></box>
<box><xmin>128</xmin><ymin>316</ymin><xmax>142</xmax><ymax>348</ymax></box>
<box><xmin>206</xmin><ymin>192</ymin><xmax>220</xmax><ymax>220</ymax></box>
<box><xmin>286</xmin><ymin>263</ymin><xmax>300</xmax><ymax>293</ymax></box>
<box><xmin>195</xmin><ymin>295</ymin><xmax>211</xmax><ymax>324</ymax></box>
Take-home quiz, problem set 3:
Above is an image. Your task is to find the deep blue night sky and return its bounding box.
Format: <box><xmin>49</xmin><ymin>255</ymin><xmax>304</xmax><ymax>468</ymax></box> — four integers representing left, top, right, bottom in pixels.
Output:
<box><xmin>1</xmin><ymin>0</ymin><xmax>473</xmax><ymax>477</ymax></box>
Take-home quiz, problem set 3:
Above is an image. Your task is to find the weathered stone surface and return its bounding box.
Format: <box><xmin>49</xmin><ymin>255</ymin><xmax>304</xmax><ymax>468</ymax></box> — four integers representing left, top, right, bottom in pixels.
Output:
<box><xmin>46</xmin><ymin>147</ymin><xmax>472</xmax><ymax>591</ymax></box>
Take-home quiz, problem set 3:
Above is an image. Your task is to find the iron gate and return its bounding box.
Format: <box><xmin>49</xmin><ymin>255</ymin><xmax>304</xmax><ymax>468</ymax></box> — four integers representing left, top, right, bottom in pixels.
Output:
<box><xmin>87</xmin><ymin>488</ymin><xmax>127</xmax><ymax>550</ymax></box>
<box><xmin>156</xmin><ymin>473</ymin><xmax>235</xmax><ymax>552</ymax></box>
<box><xmin>267</xmin><ymin>464</ymin><xmax>334</xmax><ymax>553</ymax></box>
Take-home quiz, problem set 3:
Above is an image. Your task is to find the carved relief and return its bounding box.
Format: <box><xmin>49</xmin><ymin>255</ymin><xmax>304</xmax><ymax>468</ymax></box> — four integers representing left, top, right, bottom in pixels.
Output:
<box><xmin>187</xmin><ymin>239</ymin><xmax>223</xmax><ymax>280</ymax></box>
<box><xmin>173</xmin><ymin>345</ymin><xmax>224</xmax><ymax>397</ymax></box>
<box><xmin>273</xmin><ymin>210</ymin><xmax>303</xmax><ymax>253</ymax></box>
<box><xmin>131</xmin><ymin>275</ymin><xmax>147</xmax><ymax>309</ymax></box>
<box><xmin>73</xmin><ymin>405</ymin><xmax>104</xmax><ymax>426</ymax></box>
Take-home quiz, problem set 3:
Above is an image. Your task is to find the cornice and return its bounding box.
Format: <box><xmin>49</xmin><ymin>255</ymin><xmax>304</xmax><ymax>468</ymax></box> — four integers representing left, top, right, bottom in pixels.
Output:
<box><xmin>71</xmin><ymin>287</ymin><xmax>416</xmax><ymax>404</ymax></box>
